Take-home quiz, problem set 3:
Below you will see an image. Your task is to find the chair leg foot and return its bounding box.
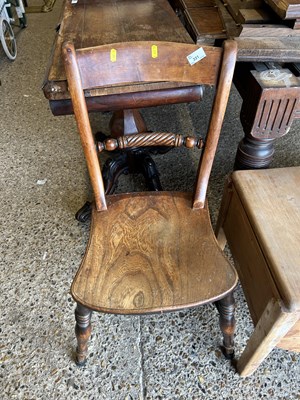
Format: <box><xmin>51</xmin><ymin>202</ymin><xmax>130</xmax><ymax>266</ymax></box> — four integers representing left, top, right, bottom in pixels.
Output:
<box><xmin>75</xmin><ymin>201</ymin><xmax>92</xmax><ymax>223</ymax></box>
<box><xmin>75</xmin><ymin>357</ymin><xmax>88</xmax><ymax>367</ymax></box>
<box><xmin>74</xmin><ymin>303</ymin><xmax>92</xmax><ymax>366</ymax></box>
<box><xmin>215</xmin><ymin>292</ymin><xmax>236</xmax><ymax>359</ymax></box>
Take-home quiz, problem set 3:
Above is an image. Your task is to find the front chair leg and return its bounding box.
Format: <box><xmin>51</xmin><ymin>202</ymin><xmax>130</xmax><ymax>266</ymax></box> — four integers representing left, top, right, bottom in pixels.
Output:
<box><xmin>215</xmin><ymin>292</ymin><xmax>235</xmax><ymax>359</ymax></box>
<box><xmin>74</xmin><ymin>303</ymin><xmax>92</xmax><ymax>366</ymax></box>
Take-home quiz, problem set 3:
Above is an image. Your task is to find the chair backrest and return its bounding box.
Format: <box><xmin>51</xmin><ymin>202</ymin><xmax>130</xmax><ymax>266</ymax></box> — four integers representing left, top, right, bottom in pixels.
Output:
<box><xmin>62</xmin><ymin>40</ymin><xmax>237</xmax><ymax>211</ymax></box>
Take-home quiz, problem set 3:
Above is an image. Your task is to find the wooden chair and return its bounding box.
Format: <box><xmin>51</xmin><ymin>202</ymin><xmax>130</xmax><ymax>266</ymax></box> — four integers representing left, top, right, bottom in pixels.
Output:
<box><xmin>62</xmin><ymin>40</ymin><xmax>238</xmax><ymax>366</ymax></box>
<box><xmin>216</xmin><ymin>166</ymin><xmax>300</xmax><ymax>376</ymax></box>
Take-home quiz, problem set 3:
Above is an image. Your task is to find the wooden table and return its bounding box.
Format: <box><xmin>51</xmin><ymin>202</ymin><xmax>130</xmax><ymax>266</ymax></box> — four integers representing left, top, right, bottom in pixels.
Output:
<box><xmin>170</xmin><ymin>0</ymin><xmax>300</xmax><ymax>168</ymax></box>
<box><xmin>216</xmin><ymin>166</ymin><xmax>300</xmax><ymax>376</ymax></box>
<box><xmin>42</xmin><ymin>0</ymin><xmax>202</xmax><ymax>119</ymax></box>
<box><xmin>43</xmin><ymin>0</ymin><xmax>300</xmax><ymax>172</ymax></box>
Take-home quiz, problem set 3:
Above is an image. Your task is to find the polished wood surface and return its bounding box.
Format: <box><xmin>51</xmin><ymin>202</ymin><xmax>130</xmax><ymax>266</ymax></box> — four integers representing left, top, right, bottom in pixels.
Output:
<box><xmin>173</xmin><ymin>0</ymin><xmax>227</xmax><ymax>45</ymax></box>
<box><xmin>73</xmin><ymin>41</ymin><xmax>222</xmax><ymax>89</ymax></box>
<box><xmin>62</xmin><ymin>42</ymin><xmax>107</xmax><ymax>211</ymax></box>
<box><xmin>42</xmin><ymin>0</ymin><xmax>300</xmax><ymax>173</ymax></box>
<box><xmin>43</xmin><ymin>0</ymin><xmax>194</xmax><ymax>104</ymax></box>
<box><xmin>63</xmin><ymin>40</ymin><xmax>237</xmax><ymax>210</ymax></box>
<box><xmin>72</xmin><ymin>193</ymin><xmax>237</xmax><ymax>313</ymax></box>
<box><xmin>184</xmin><ymin>6</ymin><xmax>227</xmax><ymax>44</ymax></box>
<box><xmin>97</xmin><ymin>132</ymin><xmax>204</xmax><ymax>151</ymax></box>
<box><xmin>170</xmin><ymin>0</ymin><xmax>300</xmax><ymax>60</ymax></box>
<box><xmin>227</xmin><ymin>0</ymin><xmax>300</xmax><ymax>61</ymax></box>
<box><xmin>64</xmin><ymin>39</ymin><xmax>238</xmax><ymax>365</ymax></box>
<box><xmin>234</xmin><ymin>37</ymin><xmax>300</xmax><ymax>62</ymax></box>
<box><xmin>233</xmin><ymin>63</ymin><xmax>300</xmax><ymax>168</ymax></box>
<box><xmin>265</xmin><ymin>0</ymin><xmax>300</xmax><ymax>19</ymax></box>
<box><xmin>216</xmin><ymin>166</ymin><xmax>300</xmax><ymax>376</ymax></box>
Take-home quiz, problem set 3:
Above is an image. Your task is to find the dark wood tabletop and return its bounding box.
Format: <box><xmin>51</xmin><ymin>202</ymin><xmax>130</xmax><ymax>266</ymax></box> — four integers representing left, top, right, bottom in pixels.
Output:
<box><xmin>172</xmin><ymin>0</ymin><xmax>300</xmax><ymax>61</ymax></box>
<box><xmin>42</xmin><ymin>0</ymin><xmax>300</xmax><ymax>171</ymax></box>
<box><xmin>43</xmin><ymin>0</ymin><xmax>300</xmax><ymax>109</ymax></box>
<box><xmin>42</xmin><ymin>0</ymin><xmax>199</xmax><ymax>112</ymax></box>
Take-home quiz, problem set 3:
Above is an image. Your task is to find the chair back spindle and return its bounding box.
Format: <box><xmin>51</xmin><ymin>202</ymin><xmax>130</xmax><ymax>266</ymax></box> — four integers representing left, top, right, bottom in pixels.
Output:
<box><xmin>63</xmin><ymin>44</ymin><xmax>107</xmax><ymax>211</ymax></box>
<box><xmin>63</xmin><ymin>40</ymin><xmax>237</xmax><ymax>210</ymax></box>
<box><xmin>193</xmin><ymin>40</ymin><xmax>237</xmax><ymax>208</ymax></box>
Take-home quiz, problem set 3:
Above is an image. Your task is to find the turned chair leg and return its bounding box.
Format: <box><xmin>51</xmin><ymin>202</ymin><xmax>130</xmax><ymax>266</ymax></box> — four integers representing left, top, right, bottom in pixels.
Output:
<box><xmin>74</xmin><ymin>303</ymin><xmax>92</xmax><ymax>366</ymax></box>
<box><xmin>215</xmin><ymin>292</ymin><xmax>236</xmax><ymax>359</ymax></box>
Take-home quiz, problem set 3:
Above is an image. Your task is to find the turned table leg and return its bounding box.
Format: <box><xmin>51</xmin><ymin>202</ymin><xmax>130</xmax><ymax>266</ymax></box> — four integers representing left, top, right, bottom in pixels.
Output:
<box><xmin>75</xmin><ymin>303</ymin><xmax>92</xmax><ymax>366</ymax></box>
<box><xmin>234</xmin><ymin>63</ymin><xmax>300</xmax><ymax>170</ymax></box>
<box><xmin>235</xmin><ymin>136</ymin><xmax>275</xmax><ymax>170</ymax></box>
<box><xmin>109</xmin><ymin>109</ymin><xmax>147</xmax><ymax>138</ymax></box>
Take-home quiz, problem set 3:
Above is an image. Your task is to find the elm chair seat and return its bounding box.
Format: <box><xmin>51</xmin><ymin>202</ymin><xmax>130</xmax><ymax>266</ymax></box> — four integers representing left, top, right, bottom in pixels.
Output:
<box><xmin>72</xmin><ymin>192</ymin><xmax>237</xmax><ymax>314</ymax></box>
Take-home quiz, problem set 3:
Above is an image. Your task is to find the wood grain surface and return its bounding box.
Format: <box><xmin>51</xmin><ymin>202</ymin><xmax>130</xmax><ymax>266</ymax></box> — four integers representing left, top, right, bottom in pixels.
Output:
<box><xmin>277</xmin><ymin>319</ymin><xmax>300</xmax><ymax>351</ymax></box>
<box><xmin>44</xmin><ymin>0</ymin><xmax>194</xmax><ymax>101</ymax></box>
<box><xmin>63</xmin><ymin>39</ymin><xmax>237</xmax><ymax>210</ymax></box>
<box><xmin>235</xmin><ymin>37</ymin><xmax>300</xmax><ymax>62</ymax></box>
<box><xmin>184</xmin><ymin>7</ymin><xmax>227</xmax><ymax>44</ymax></box>
<box><xmin>71</xmin><ymin>192</ymin><xmax>238</xmax><ymax>314</ymax></box>
<box><xmin>221</xmin><ymin>186</ymin><xmax>281</xmax><ymax>323</ymax></box>
<box><xmin>264</xmin><ymin>0</ymin><xmax>300</xmax><ymax>19</ymax></box>
<box><xmin>74</xmin><ymin>41</ymin><xmax>222</xmax><ymax>90</ymax></box>
<box><xmin>216</xmin><ymin>166</ymin><xmax>300</xmax><ymax>376</ymax></box>
<box><xmin>232</xmin><ymin>166</ymin><xmax>300</xmax><ymax>312</ymax></box>
<box><xmin>237</xmin><ymin>298</ymin><xmax>299</xmax><ymax>376</ymax></box>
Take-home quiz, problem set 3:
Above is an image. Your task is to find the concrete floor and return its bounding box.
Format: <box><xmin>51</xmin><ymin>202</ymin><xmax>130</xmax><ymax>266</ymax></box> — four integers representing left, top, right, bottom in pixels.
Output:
<box><xmin>0</xmin><ymin>1</ymin><xmax>300</xmax><ymax>399</ymax></box>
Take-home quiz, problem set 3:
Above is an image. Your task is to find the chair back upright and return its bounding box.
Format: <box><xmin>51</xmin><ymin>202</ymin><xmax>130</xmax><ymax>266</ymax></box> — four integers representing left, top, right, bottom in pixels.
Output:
<box><xmin>62</xmin><ymin>40</ymin><xmax>237</xmax><ymax>211</ymax></box>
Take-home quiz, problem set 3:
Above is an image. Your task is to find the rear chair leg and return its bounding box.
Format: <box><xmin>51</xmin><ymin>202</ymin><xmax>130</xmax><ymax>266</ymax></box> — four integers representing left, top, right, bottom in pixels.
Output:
<box><xmin>215</xmin><ymin>292</ymin><xmax>235</xmax><ymax>359</ymax></box>
<box><xmin>75</xmin><ymin>303</ymin><xmax>92</xmax><ymax>366</ymax></box>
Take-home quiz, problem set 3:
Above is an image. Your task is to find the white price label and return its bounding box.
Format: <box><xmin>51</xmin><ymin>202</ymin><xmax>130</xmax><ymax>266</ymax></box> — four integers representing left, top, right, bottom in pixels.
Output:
<box><xmin>187</xmin><ymin>47</ymin><xmax>206</xmax><ymax>66</ymax></box>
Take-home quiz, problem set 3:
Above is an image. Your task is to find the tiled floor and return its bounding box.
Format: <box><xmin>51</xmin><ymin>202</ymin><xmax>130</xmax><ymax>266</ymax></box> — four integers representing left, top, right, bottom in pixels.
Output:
<box><xmin>1</xmin><ymin>2</ymin><xmax>300</xmax><ymax>398</ymax></box>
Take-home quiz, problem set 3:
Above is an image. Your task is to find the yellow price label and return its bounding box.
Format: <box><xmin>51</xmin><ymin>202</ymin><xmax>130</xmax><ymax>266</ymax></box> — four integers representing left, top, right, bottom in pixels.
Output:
<box><xmin>151</xmin><ymin>45</ymin><xmax>158</xmax><ymax>59</ymax></box>
<box><xmin>110</xmin><ymin>49</ymin><xmax>117</xmax><ymax>62</ymax></box>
